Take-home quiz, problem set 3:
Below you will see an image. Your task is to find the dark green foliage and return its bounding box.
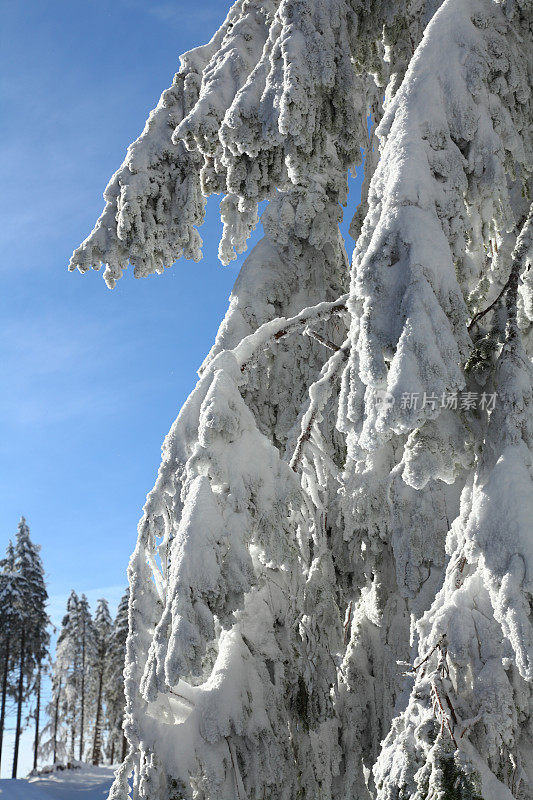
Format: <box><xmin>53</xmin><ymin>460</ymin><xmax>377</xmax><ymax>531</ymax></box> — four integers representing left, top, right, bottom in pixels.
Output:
<box><xmin>439</xmin><ymin>756</ymin><xmax>484</xmax><ymax>800</ymax></box>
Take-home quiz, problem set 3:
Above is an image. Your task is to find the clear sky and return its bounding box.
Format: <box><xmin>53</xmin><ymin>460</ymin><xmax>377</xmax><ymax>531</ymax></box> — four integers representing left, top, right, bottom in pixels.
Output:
<box><xmin>0</xmin><ymin>0</ymin><xmax>362</xmax><ymax>778</ymax></box>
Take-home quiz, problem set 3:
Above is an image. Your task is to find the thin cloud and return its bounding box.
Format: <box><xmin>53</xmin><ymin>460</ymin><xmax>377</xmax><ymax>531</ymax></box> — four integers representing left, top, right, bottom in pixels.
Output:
<box><xmin>120</xmin><ymin>0</ymin><xmax>223</xmax><ymax>30</ymax></box>
<box><xmin>0</xmin><ymin>309</ymin><xmax>137</xmax><ymax>427</ymax></box>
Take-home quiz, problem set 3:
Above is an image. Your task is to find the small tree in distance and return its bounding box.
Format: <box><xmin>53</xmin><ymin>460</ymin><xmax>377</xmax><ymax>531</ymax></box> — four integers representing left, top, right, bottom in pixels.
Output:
<box><xmin>42</xmin><ymin>591</ymin><xmax>127</xmax><ymax>770</ymax></box>
<box><xmin>70</xmin><ymin>0</ymin><xmax>532</xmax><ymax>798</ymax></box>
<box><xmin>105</xmin><ymin>589</ymin><xmax>129</xmax><ymax>766</ymax></box>
<box><xmin>0</xmin><ymin>540</ymin><xmax>20</xmax><ymax>774</ymax></box>
<box><xmin>9</xmin><ymin>518</ymin><xmax>49</xmax><ymax>779</ymax></box>
<box><xmin>91</xmin><ymin>598</ymin><xmax>113</xmax><ymax>767</ymax></box>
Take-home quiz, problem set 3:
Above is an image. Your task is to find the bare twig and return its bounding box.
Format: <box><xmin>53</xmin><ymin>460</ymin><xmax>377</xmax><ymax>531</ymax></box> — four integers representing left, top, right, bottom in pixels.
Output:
<box><xmin>304</xmin><ymin>329</ymin><xmax>343</xmax><ymax>352</ymax></box>
<box><xmin>406</xmin><ymin>637</ymin><xmax>444</xmax><ymax>674</ymax></box>
<box><xmin>168</xmin><ymin>689</ymin><xmax>195</xmax><ymax>710</ymax></box>
<box><xmin>343</xmin><ymin>601</ymin><xmax>353</xmax><ymax>646</ymax></box>
<box><xmin>458</xmin><ymin>713</ymin><xmax>482</xmax><ymax>739</ymax></box>
<box><xmin>431</xmin><ymin>683</ymin><xmax>457</xmax><ymax>747</ymax></box>
<box><xmin>467</xmin><ymin>279</ymin><xmax>511</xmax><ymax>332</ymax></box>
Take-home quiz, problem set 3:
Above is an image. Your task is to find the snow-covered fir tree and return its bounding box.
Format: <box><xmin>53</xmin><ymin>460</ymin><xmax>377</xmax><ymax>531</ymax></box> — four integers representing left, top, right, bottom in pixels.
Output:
<box><xmin>49</xmin><ymin>591</ymin><xmax>97</xmax><ymax>763</ymax></box>
<box><xmin>55</xmin><ymin>590</ymin><xmax>81</xmax><ymax>762</ymax></box>
<box><xmin>91</xmin><ymin>598</ymin><xmax>113</xmax><ymax>766</ymax></box>
<box><xmin>43</xmin><ymin>592</ymin><xmax>118</xmax><ymax>767</ymax></box>
<box><xmin>0</xmin><ymin>540</ymin><xmax>21</xmax><ymax>773</ymax></box>
<box><xmin>71</xmin><ymin>0</ymin><xmax>532</xmax><ymax>797</ymax></box>
<box><xmin>39</xmin><ymin>659</ymin><xmax>68</xmax><ymax>766</ymax></box>
<box><xmin>76</xmin><ymin>594</ymin><xmax>96</xmax><ymax>762</ymax></box>
<box><xmin>10</xmin><ymin>517</ymin><xmax>49</xmax><ymax>778</ymax></box>
<box><xmin>105</xmin><ymin>589</ymin><xmax>129</xmax><ymax>766</ymax></box>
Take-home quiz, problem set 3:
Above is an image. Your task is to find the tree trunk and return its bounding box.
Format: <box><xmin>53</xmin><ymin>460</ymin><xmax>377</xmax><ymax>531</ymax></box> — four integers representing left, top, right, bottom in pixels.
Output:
<box><xmin>121</xmin><ymin>730</ymin><xmax>127</xmax><ymax>762</ymax></box>
<box><xmin>11</xmin><ymin>628</ymin><xmax>25</xmax><ymax>779</ymax></box>
<box><xmin>0</xmin><ymin>632</ymin><xmax>11</xmax><ymax>774</ymax></box>
<box><xmin>33</xmin><ymin>662</ymin><xmax>41</xmax><ymax>772</ymax></box>
<box><xmin>52</xmin><ymin>677</ymin><xmax>61</xmax><ymax>764</ymax></box>
<box><xmin>69</xmin><ymin>718</ymin><xmax>76</xmax><ymax>763</ymax></box>
<box><xmin>91</xmin><ymin>671</ymin><xmax>103</xmax><ymax>766</ymax></box>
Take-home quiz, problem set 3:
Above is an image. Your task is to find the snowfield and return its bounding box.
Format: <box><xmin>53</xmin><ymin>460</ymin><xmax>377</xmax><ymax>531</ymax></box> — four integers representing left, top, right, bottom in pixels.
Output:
<box><xmin>0</xmin><ymin>765</ymin><xmax>115</xmax><ymax>799</ymax></box>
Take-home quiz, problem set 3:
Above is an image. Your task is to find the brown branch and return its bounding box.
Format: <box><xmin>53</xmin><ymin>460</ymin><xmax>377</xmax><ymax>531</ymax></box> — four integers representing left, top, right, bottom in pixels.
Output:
<box><xmin>304</xmin><ymin>330</ymin><xmax>343</xmax><ymax>352</ymax></box>
<box><xmin>444</xmin><ymin>691</ymin><xmax>459</xmax><ymax>727</ymax></box>
<box><xmin>431</xmin><ymin>683</ymin><xmax>457</xmax><ymax>747</ymax></box>
<box><xmin>467</xmin><ymin>277</ymin><xmax>512</xmax><ymax>332</ymax></box>
<box><xmin>454</xmin><ymin>555</ymin><xmax>467</xmax><ymax>589</ymax></box>
<box><xmin>343</xmin><ymin>601</ymin><xmax>353</xmax><ymax>646</ymax></box>
<box><xmin>467</xmin><ymin>205</ymin><xmax>533</xmax><ymax>333</ymax></box>
<box><xmin>406</xmin><ymin>637</ymin><xmax>444</xmax><ymax>674</ymax></box>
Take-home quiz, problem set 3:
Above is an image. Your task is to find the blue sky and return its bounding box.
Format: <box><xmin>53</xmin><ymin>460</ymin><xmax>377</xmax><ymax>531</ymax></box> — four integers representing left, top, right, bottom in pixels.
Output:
<box><xmin>0</xmin><ymin>0</ymin><xmax>362</xmax><ymax>777</ymax></box>
<box><xmin>1</xmin><ymin>0</ymin><xmax>248</xmax><ymax>616</ymax></box>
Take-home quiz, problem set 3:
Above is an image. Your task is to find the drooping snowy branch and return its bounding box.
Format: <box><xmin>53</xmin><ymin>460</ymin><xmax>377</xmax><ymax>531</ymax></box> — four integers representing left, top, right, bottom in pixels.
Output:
<box><xmin>68</xmin><ymin>1</ymin><xmax>261</xmax><ymax>286</ymax></box>
<box><xmin>342</xmin><ymin>0</ymin><xmax>531</xmax><ymax>451</ymax></box>
<box><xmin>233</xmin><ymin>293</ymin><xmax>348</xmax><ymax>372</ymax></box>
<box><xmin>290</xmin><ymin>340</ymin><xmax>350</xmax><ymax>473</ymax></box>
<box><xmin>70</xmin><ymin>0</ymin><xmax>431</xmax><ymax>286</ymax></box>
<box><xmin>71</xmin><ymin>0</ymin><xmax>533</xmax><ymax>798</ymax></box>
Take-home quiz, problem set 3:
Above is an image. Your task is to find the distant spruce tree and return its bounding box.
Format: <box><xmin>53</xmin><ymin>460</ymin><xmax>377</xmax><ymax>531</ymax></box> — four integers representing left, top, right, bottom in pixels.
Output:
<box><xmin>11</xmin><ymin>517</ymin><xmax>49</xmax><ymax>778</ymax></box>
<box><xmin>0</xmin><ymin>540</ymin><xmax>21</xmax><ymax>773</ymax></box>
<box><xmin>39</xmin><ymin>661</ymin><xmax>68</xmax><ymax>765</ymax></box>
<box><xmin>56</xmin><ymin>590</ymin><xmax>81</xmax><ymax>762</ymax></box>
<box><xmin>105</xmin><ymin>589</ymin><xmax>129</xmax><ymax>765</ymax></box>
<box><xmin>76</xmin><ymin>594</ymin><xmax>96</xmax><ymax>762</ymax></box>
<box><xmin>91</xmin><ymin>598</ymin><xmax>113</xmax><ymax>766</ymax></box>
<box><xmin>46</xmin><ymin>591</ymin><xmax>99</xmax><ymax>764</ymax></box>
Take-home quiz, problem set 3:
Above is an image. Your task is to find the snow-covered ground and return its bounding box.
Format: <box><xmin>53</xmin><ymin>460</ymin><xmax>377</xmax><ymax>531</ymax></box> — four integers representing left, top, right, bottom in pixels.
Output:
<box><xmin>0</xmin><ymin>765</ymin><xmax>115</xmax><ymax>799</ymax></box>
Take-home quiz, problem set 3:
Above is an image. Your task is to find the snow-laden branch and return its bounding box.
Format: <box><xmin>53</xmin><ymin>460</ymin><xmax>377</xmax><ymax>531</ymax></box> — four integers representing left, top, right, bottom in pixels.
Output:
<box><xmin>506</xmin><ymin>204</ymin><xmax>533</xmax><ymax>340</ymax></box>
<box><xmin>290</xmin><ymin>340</ymin><xmax>350</xmax><ymax>472</ymax></box>
<box><xmin>95</xmin><ymin>0</ymin><xmax>533</xmax><ymax>796</ymax></box>
<box><xmin>229</xmin><ymin>294</ymin><xmax>348</xmax><ymax>373</ymax></box>
<box><xmin>303</xmin><ymin>329</ymin><xmax>342</xmax><ymax>352</ymax></box>
<box><xmin>467</xmin><ymin>204</ymin><xmax>533</xmax><ymax>333</ymax></box>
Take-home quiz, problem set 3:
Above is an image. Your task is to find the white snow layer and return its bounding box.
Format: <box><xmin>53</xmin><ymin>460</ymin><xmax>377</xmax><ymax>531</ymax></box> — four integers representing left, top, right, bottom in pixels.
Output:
<box><xmin>0</xmin><ymin>766</ymin><xmax>116</xmax><ymax>800</ymax></box>
<box><xmin>68</xmin><ymin>0</ymin><xmax>533</xmax><ymax>797</ymax></box>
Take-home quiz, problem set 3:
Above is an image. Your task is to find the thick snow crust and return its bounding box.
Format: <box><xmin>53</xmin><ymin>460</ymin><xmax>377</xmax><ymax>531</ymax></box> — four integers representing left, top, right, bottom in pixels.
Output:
<box><xmin>0</xmin><ymin>765</ymin><xmax>116</xmax><ymax>800</ymax></box>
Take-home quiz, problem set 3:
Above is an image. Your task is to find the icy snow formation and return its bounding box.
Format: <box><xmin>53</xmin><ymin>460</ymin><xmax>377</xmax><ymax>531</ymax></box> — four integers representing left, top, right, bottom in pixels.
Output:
<box><xmin>70</xmin><ymin>0</ymin><xmax>533</xmax><ymax>797</ymax></box>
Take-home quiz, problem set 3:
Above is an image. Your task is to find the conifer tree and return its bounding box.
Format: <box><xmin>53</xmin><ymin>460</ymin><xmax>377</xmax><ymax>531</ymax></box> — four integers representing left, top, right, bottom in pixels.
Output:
<box><xmin>76</xmin><ymin>594</ymin><xmax>96</xmax><ymax>762</ymax></box>
<box><xmin>45</xmin><ymin>591</ymin><xmax>97</xmax><ymax>764</ymax></box>
<box><xmin>0</xmin><ymin>540</ymin><xmax>20</xmax><ymax>773</ymax></box>
<box><xmin>31</xmin><ymin>659</ymin><xmax>45</xmax><ymax>772</ymax></box>
<box><xmin>72</xmin><ymin>0</ymin><xmax>533</xmax><ymax>798</ymax></box>
<box><xmin>105</xmin><ymin>589</ymin><xmax>129</xmax><ymax>765</ymax></box>
<box><xmin>40</xmin><ymin>664</ymin><xmax>67</xmax><ymax>765</ymax></box>
<box><xmin>91</xmin><ymin>598</ymin><xmax>113</xmax><ymax>766</ymax></box>
<box><xmin>11</xmin><ymin>517</ymin><xmax>49</xmax><ymax>778</ymax></box>
<box><xmin>57</xmin><ymin>590</ymin><xmax>81</xmax><ymax>762</ymax></box>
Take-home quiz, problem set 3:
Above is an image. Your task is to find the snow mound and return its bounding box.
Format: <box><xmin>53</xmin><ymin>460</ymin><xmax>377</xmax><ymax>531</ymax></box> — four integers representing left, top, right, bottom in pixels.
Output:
<box><xmin>0</xmin><ymin>765</ymin><xmax>115</xmax><ymax>800</ymax></box>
